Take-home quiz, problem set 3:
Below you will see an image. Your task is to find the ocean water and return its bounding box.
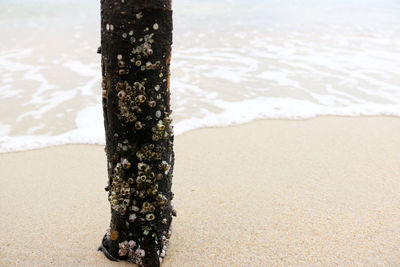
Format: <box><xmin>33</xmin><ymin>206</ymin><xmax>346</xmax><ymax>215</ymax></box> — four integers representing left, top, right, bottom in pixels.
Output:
<box><xmin>1</xmin><ymin>0</ymin><xmax>400</xmax><ymax>152</ymax></box>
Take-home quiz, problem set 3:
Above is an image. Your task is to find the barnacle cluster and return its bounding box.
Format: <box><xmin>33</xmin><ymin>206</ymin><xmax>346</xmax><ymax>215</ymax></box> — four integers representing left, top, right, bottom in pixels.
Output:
<box><xmin>107</xmin><ymin>162</ymin><xmax>131</xmax><ymax>215</ymax></box>
<box><xmin>118</xmin><ymin>240</ymin><xmax>146</xmax><ymax>265</ymax></box>
<box><xmin>116</xmin><ymin>80</ymin><xmax>148</xmax><ymax>124</ymax></box>
<box><xmin>129</xmin><ymin>31</ymin><xmax>160</xmax><ymax>70</ymax></box>
<box><xmin>115</xmin><ymin>30</ymin><xmax>162</xmax><ymax>126</ymax></box>
<box><xmin>133</xmin><ymin>162</ymin><xmax>159</xmax><ymax>199</ymax></box>
<box><xmin>136</xmin><ymin>163</ymin><xmax>154</xmax><ymax>185</ymax></box>
<box><xmin>151</xmin><ymin>119</ymin><xmax>168</xmax><ymax>142</ymax></box>
<box><xmin>136</xmin><ymin>144</ymin><xmax>163</xmax><ymax>161</ymax></box>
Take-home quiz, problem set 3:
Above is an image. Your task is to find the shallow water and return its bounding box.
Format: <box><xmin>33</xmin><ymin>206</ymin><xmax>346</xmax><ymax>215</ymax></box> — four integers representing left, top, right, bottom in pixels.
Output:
<box><xmin>1</xmin><ymin>0</ymin><xmax>400</xmax><ymax>152</ymax></box>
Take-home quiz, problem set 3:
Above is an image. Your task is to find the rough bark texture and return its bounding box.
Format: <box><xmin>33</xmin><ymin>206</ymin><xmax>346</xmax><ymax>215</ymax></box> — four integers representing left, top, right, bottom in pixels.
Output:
<box><xmin>99</xmin><ymin>1</ymin><xmax>174</xmax><ymax>266</ymax></box>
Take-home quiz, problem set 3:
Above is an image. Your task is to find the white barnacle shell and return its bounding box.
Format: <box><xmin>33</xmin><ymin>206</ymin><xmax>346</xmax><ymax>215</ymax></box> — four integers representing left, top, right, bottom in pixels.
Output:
<box><xmin>129</xmin><ymin>214</ymin><xmax>137</xmax><ymax>222</ymax></box>
<box><xmin>135</xmin><ymin>248</ymin><xmax>145</xmax><ymax>257</ymax></box>
<box><xmin>131</xmin><ymin>205</ymin><xmax>139</xmax><ymax>212</ymax></box>
<box><xmin>121</xmin><ymin>158</ymin><xmax>131</xmax><ymax>169</ymax></box>
<box><xmin>128</xmin><ymin>240</ymin><xmax>136</xmax><ymax>248</ymax></box>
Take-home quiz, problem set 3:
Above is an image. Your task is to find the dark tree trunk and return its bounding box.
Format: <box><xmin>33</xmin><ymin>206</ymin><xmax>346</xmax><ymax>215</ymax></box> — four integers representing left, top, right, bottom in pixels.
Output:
<box><xmin>98</xmin><ymin>1</ymin><xmax>174</xmax><ymax>266</ymax></box>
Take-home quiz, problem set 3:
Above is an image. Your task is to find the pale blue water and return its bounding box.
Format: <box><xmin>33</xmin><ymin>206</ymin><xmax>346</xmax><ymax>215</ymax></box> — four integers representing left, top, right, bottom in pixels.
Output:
<box><xmin>1</xmin><ymin>0</ymin><xmax>400</xmax><ymax>152</ymax></box>
<box><xmin>2</xmin><ymin>0</ymin><xmax>399</xmax><ymax>33</ymax></box>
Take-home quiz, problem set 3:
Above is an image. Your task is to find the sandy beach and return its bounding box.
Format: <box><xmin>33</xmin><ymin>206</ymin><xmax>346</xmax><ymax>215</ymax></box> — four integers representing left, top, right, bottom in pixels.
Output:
<box><xmin>0</xmin><ymin>116</ymin><xmax>399</xmax><ymax>266</ymax></box>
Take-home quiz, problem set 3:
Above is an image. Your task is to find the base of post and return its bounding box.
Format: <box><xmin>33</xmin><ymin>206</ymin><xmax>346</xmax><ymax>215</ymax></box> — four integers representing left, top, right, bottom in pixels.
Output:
<box><xmin>98</xmin><ymin>235</ymin><xmax>120</xmax><ymax>262</ymax></box>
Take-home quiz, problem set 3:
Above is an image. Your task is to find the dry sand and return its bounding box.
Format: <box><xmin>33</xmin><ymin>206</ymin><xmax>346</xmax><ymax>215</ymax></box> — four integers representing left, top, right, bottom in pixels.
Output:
<box><xmin>0</xmin><ymin>117</ymin><xmax>399</xmax><ymax>266</ymax></box>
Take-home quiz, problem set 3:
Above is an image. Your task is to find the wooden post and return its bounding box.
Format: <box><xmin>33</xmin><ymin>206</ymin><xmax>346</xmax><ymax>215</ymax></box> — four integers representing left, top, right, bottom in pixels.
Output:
<box><xmin>98</xmin><ymin>0</ymin><xmax>175</xmax><ymax>266</ymax></box>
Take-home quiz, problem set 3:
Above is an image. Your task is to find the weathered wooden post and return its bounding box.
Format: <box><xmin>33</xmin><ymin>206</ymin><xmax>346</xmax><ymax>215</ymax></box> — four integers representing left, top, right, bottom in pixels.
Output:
<box><xmin>98</xmin><ymin>0</ymin><xmax>175</xmax><ymax>266</ymax></box>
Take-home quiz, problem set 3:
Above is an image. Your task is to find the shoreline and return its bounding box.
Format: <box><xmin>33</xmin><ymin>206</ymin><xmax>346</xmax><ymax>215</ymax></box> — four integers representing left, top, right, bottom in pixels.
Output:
<box><xmin>2</xmin><ymin>114</ymin><xmax>400</xmax><ymax>154</ymax></box>
<box><xmin>1</xmin><ymin>116</ymin><xmax>399</xmax><ymax>265</ymax></box>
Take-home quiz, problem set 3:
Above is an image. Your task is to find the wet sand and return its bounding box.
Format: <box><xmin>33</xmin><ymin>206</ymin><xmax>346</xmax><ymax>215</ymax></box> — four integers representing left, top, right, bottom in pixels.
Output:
<box><xmin>1</xmin><ymin>117</ymin><xmax>399</xmax><ymax>266</ymax></box>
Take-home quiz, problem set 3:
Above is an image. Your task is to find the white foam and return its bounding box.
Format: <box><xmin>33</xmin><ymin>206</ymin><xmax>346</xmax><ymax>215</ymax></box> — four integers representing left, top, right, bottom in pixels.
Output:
<box><xmin>1</xmin><ymin>97</ymin><xmax>400</xmax><ymax>152</ymax></box>
<box><xmin>174</xmin><ymin>98</ymin><xmax>400</xmax><ymax>135</ymax></box>
<box><xmin>0</xmin><ymin>106</ymin><xmax>105</xmax><ymax>153</ymax></box>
